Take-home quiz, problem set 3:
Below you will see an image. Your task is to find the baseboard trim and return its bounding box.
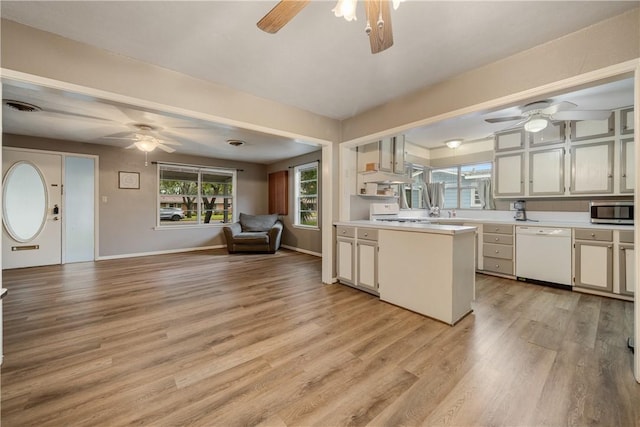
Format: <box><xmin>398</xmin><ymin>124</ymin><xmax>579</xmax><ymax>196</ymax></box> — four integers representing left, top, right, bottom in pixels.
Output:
<box><xmin>281</xmin><ymin>245</ymin><xmax>322</xmax><ymax>257</ymax></box>
<box><xmin>97</xmin><ymin>245</ymin><xmax>225</xmax><ymax>260</ymax></box>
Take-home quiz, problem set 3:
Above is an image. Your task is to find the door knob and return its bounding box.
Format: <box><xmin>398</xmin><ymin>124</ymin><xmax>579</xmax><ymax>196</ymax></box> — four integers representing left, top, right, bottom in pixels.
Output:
<box><xmin>53</xmin><ymin>217</ymin><xmax>60</xmax><ymax>221</ymax></box>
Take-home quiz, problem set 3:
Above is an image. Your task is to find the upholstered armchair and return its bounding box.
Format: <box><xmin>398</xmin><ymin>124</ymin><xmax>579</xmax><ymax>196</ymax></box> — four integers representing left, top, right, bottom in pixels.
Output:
<box><xmin>223</xmin><ymin>213</ymin><xmax>283</xmax><ymax>254</ymax></box>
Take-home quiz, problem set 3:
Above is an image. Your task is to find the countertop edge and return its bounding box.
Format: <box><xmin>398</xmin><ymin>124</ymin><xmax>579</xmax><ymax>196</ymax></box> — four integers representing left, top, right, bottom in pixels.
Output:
<box><xmin>334</xmin><ymin>221</ymin><xmax>477</xmax><ymax>235</ymax></box>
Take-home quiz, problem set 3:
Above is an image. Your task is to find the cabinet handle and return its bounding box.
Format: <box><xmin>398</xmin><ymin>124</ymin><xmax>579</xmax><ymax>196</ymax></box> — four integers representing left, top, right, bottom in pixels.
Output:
<box><xmin>364</xmin><ymin>233</ymin><xmax>368</xmax><ymax>237</ymax></box>
<box><xmin>621</xmin><ymin>247</ymin><xmax>626</xmax><ymax>251</ymax></box>
<box><xmin>608</xmin><ymin>245</ymin><xmax>612</xmax><ymax>249</ymax></box>
<box><xmin>495</xmin><ymin>237</ymin><xmax>500</xmax><ymax>241</ymax></box>
<box><xmin>495</xmin><ymin>228</ymin><xmax>499</xmax><ymax>232</ymax></box>
<box><xmin>495</xmin><ymin>264</ymin><xmax>500</xmax><ymax>268</ymax></box>
<box><xmin>342</xmin><ymin>230</ymin><xmax>346</xmax><ymax>234</ymax></box>
<box><xmin>495</xmin><ymin>250</ymin><xmax>500</xmax><ymax>253</ymax></box>
<box><xmin>591</xmin><ymin>233</ymin><xmax>595</xmax><ymax>237</ymax></box>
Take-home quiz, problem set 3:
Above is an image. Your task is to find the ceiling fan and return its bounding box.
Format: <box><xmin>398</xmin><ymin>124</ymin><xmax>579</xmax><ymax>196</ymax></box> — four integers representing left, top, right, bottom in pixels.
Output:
<box><xmin>485</xmin><ymin>100</ymin><xmax>612</xmax><ymax>133</ymax></box>
<box><xmin>104</xmin><ymin>124</ymin><xmax>181</xmax><ymax>153</ymax></box>
<box><xmin>257</xmin><ymin>0</ymin><xmax>399</xmax><ymax>54</ymax></box>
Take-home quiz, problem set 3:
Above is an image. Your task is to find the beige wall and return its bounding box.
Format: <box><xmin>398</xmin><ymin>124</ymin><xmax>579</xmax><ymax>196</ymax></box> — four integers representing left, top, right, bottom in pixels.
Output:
<box><xmin>267</xmin><ymin>150</ymin><xmax>323</xmax><ymax>255</ymax></box>
<box><xmin>341</xmin><ymin>8</ymin><xmax>640</xmax><ymax>142</ymax></box>
<box><xmin>3</xmin><ymin>134</ymin><xmax>269</xmax><ymax>257</ymax></box>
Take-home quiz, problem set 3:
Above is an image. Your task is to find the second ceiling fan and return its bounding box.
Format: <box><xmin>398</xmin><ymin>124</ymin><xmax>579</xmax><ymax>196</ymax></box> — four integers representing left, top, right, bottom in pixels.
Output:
<box><xmin>257</xmin><ymin>0</ymin><xmax>398</xmax><ymax>54</ymax></box>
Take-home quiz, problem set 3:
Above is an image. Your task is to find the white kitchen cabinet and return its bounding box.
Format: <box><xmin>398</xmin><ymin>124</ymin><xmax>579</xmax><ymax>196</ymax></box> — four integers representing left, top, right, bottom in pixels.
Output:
<box><xmin>570</xmin><ymin>141</ymin><xmax>614</xmax><ymax>194</ymax></box>
<box><xmin>379</xmin><ymin>137</ymin><xmax>393</xmax><ymax>172</ymax></box>
<box><xmin>494</xmin><ymin>129</ymin><xmax>525</xmax><ymax>152</ymax></box>
<box><xmin>494</xmin><ymin>152</ymin><xmax>524</xmax><ymax>197</ymax></box>
<box><xmin>574</xmin><ymin>229</ymin><xmax>613</xmax><ymax>293</ymax></box>
<box><xmin>620</xmin><ymin>107</ymin><xmax>634</xmax><ymax>135</ymax></box>
<box><xmin>529</xmin><ymin>147</ymin><xmax>565</xmax><ymax>195</ymax></box>
<box><xmin>619</xmin><ymin>243</ymin><xmax>635</xmax><ymax>296</ymax></box>
<box><xmin>356</xmin><ymin>228</ymin><xmax>378</xmax><ymax>292</ymax></box>
<box><xmin>529</xmin><ymin>121</ymin><xmax>565</xmax><ymax>147</ymax></box>
<box><xmin>393</xmin><ymin>135</ymin><xmax>405</xmax><ymax>174</ymax></box>
<box><xmin>336</xmin><ymin>226</ymin><xmax>355</xmax><ymax>285</ymax></box>
<box><xmin>570</xmin><ymin>114</ymin><xmax>615</xmax><ymax>141</ymax></box>
<box><xmin>620</xmin><ymin>138</ymin><xmax>635</xmax><ymax>193</ymax></box>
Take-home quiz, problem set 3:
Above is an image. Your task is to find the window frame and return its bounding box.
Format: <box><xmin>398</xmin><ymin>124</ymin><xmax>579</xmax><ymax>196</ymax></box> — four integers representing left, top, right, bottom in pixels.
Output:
<box><xmin>156</xmin><ymin>163</ymin><xmax>237</xmax><ymax>228</ymax></box>
<box><xmin>293</xmin><ymin>161</ymin><xmax>319</xmax><ymax>229</ymax></box>
<box><xmin>430</xmin><ymin>161</ymin><xmax>493</xmax><ymax>210</ymax></box>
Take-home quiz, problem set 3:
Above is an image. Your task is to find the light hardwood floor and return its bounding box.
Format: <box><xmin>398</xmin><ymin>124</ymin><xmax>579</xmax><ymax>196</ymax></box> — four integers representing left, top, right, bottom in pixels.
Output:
<box><xmin>1</xmin><ymin>249</ymin><xmax>639</xmax><ymax>426</ymax></box>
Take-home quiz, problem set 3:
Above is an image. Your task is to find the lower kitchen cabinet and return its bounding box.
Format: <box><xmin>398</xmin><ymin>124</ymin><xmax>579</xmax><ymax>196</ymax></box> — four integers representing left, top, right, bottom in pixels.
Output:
<box><xmin>336</xmin><ymin>225</ymin><xmax>379</xmax><ymax>295</ymax></box>
<box><xmin>619</xmin><ymin>230</ymin><xmax>634</xmax><ymax>297</ymax></box>
<box><xmin>481</xmin><ymin>224</ymin><xmax>514</xmax><ymax>277</ymax></box>
<box><xmin>573</xmin><ymin>228</ymin><xmax>613</xmax><ymax>293</ymax></box>
<box><xmin>336</xmin><ymin>226</ymin><xmax>355</xmax><ymax>285</ymax></box>
<box><xmin>356</xmin><ymin>228</ymin><xmax>378</xmax><ymax>292</ymax></box>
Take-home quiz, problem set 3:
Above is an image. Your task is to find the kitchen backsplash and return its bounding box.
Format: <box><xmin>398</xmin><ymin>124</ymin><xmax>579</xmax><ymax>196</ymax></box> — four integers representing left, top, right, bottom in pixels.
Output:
<box><xmin>494</xmin><ymin>195</ymin><xmax>634</xmax><ymax>212</ymax></box>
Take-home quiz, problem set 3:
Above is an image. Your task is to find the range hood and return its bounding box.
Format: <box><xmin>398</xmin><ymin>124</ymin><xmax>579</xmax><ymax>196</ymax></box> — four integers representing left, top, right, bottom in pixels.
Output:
<box><xmin>363</xmin><ymin>171</ymin><xmax>413</xmax><ymax>185</ymax></box>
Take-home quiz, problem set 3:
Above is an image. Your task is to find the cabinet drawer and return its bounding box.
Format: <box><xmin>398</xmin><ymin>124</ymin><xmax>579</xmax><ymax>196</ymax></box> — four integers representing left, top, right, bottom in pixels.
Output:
<box><xmin>483</xmin><ymin>257</ymin><xmax>514</xmax><ymax>275</ymax></box>
<box><xmin>483</xmin><ymin>234</ymin><xmax>514</xmax><ymax>245</ymax></box>
<box><xmin>483</xmin><ymin>243</ymin><xmax>513</xmax><ymax>260</ymax></box>
<box><xmin>336</xmin><ymin>226</ymin><xmax>355</xmax><ymax>238</ymax></box>
<box><xmin>357</xmin><ymin>228</ymin><xmax>378</xmax><ymax>241</ymax></box>
<box><xmin>574</xmin><ymin>228</ymin><xmax>612</xmax><ymax>242</ymax></box>
<box><xmin>484</xmin><ymin>224</ymin><xmax>513</xmax><ymax>235</ymax></box>
<box><xmin>619</xmin><ymin>230</ymin><xmax>634</xmax><ymax>243</ymax></box>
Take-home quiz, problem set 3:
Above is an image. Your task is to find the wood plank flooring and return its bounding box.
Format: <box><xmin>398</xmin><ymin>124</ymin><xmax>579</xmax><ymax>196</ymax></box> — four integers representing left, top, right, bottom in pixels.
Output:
<box><xmin>1</xmin><ymin>249</ymin><xmax>639</xmax><ymax>426</ymax></box>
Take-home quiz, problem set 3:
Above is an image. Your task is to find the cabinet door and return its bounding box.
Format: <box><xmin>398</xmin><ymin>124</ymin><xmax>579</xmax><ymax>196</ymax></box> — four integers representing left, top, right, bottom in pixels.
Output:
<box><xmin>336</xmin><ymin>238</ymin><xmax>355</xmax><ymax>285</ymax></box>
<box><xmin>393</xmin><ymin>135</ymin><xmax>405</xmax><ymax>174</ymax></box>
<box><xmin>620</xmin><ymin>138</ymin><xmax>635</xmax><ymax>193</ymax></box>
<box><xmin>620</xmin><ymin>107</ymin><xmax>634</xmax><ymax>135</ymax></box>
<box><xmin>575</xmin><ymin>241</ymin><xmax>613</xmax><ymax>292</ymax></box>
<box><xmin>494</xmin><ymin>129</ymin><xmax>525</xmax><ymax>152</ymax></box>
<box><xmin>357</xmin><ymin>240</ymin><xmax>378</xmax><ymax>291</ymax></box>
<box><xmin>379</xmin><ymin>138</ymin><xmax>393</xmax><ymax>172</ymax></box>
<box><xmin>570</xmin><ymin>141</ymin><xmax>614</xmax><ymax>194</ymax></box>
<box><xmin>529</xmin><ymin>148</ymin><xmax>564</xmax><ymax>195</ymax></box>
<box><xmin>570</xmin><ymin>114</ymin><xmax>615</xmax><ymax>141</ymax></box>
<box><xmin>530</xmin><ymin>121</ymin><xmax>565</xmax><ymax>147</ymax></box>
<box><xmin>494</xmin><ymin>153</ymin><xmax>524</xmax><ymax>196</ymax></box>
<box><xmin>619</xmin><ymin>244</ymin><xmax>635</xmax><ymax>296</ymax></box>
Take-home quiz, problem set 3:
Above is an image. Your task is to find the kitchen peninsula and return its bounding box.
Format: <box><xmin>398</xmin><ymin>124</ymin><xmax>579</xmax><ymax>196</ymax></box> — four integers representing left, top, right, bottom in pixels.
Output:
<box><xmin>334</xmin><ymin>221</ymin><xmax>476</xmax><ymax>325</ymax></box>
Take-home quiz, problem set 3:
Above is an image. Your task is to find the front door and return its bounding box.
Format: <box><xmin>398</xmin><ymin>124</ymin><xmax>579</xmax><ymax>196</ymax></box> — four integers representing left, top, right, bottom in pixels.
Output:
<box><xmin>2</xmin><ymin>149</ymin><xmax>63</xmax><ymax>269</ymax></box>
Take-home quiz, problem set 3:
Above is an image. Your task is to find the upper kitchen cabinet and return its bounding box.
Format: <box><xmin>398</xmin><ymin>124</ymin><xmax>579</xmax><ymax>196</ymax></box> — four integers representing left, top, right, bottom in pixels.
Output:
<box><xmin>494</xmin><ymin>129</ymin><xmax>525</xmax><ymax>152</ymax></box>
<box><xmin>393</xmin><ymin>135</ymin><xmax>406</xmax><ymax>174</ymax></box>
<box><xmin>620</xmin><ymin>107</ymin><xmax>634</xmax><ymax>135</ymax></box>
<box><xmin>494</xmin><ymin>152</ymin><xmax>524</xmax><ymax>197</ymax></box>
<box><xmin>529</xmin><ymin>148</ymin><xmax>565</xmax><ymax>195</ymax></box>
<box><xmin>570</xmin><ymin>141</ymin><xmax>614</xmax><ymax>194</ymax></box>
<box><xmin>529</xmin><ymin>121</ymin><xmax>565</xmax><ymax>147</ymax></box>
<box><xmin>570</xmin><ymin>113</ymin><xmax>615</xmax><ymax>141</ymax></box>
<box><xmin>378</xmin><ymin>137</ymin><xmax>394</xmax><ymax>172</ymax></box>
<box><xmin>620</xmin><ymin>138</ymin><xmax>635</xmax><ymax>193</ymax></box>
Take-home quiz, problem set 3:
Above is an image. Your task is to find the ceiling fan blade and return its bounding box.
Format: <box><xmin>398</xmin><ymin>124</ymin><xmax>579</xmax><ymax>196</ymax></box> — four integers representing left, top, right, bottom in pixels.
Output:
<box><xmin>44</xmin><ymin>108</ymin><xmax>115</xmax><ymax>123</ymax></box>
<box><xmin>125</xmin><ymin>143</ymin><xmax>137</xmax><ymax>149</ymax></box>
<box><xmin>542</xmin><ymin>101</ymin><xmax>577</xmax><ymax>116</ymax></box>
<box><xmin>257</xmin><ymin>0</ymin><xmax>310</xmax><ymax>34</ymax></box>
<box><xmin>366</xmin><ymin>0</ymin><xmax>394</xmax><ymax>54</ymax></box>
<box><xmin>551</xmin><ymin>110</ymin><xmax>612</xmax><ymax>121</ymax></box>
<box><xmin>484</xmin><ymin>116</ymin><xmax>525</xmax><ymax>124</ymax></box>
<box><xmin>157</xmin><ymin>144</ymin><xmax>176</xmax><ymax>153</ymax></box>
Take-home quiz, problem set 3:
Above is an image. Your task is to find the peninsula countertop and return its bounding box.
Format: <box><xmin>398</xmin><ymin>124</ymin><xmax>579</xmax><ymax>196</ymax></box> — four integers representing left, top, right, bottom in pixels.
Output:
<box><xmin>334</xmin><ymin>220</ymin><xmax>477</xmax><ymax>235</ymax></box>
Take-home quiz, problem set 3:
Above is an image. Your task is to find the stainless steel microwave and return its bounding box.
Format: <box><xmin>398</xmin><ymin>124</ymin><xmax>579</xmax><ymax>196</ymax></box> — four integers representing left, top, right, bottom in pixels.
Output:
<box><xmin>590</xmin><ymin>201</ymin><xmax>634</xmax><ymax>225</ymax></box>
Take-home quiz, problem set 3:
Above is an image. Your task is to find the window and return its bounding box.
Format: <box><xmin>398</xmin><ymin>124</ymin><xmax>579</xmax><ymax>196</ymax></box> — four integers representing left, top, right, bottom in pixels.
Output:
<box><xmin>403</xmin><ymin>164</ymin><xmax>427</xmax><ymax>209</ymax></box>
<box><xmin>430</xmin><ymin>162</ymin><xmax>492</xmax><ymax>209</ymax></box>
<box><xmin>158</xmin><ymin>164</ymin><xmax>236</xmax><ymax>226</ymax></box>
<box><xmin>294</xmin><ymin>162</ymin><xmax>319</xmax><ymax>228</ymax></box>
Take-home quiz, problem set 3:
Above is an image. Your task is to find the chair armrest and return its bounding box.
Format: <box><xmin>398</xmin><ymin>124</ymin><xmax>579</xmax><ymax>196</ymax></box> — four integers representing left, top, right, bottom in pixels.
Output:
<box><xmin>224</xmin><ymin>222</ymin><xmax>242</xmax><ymax>237</ymax></box>
<box><xmin>268</xmin><ymin>221</ymin><xmax>284</xmax><ymax>252</ymax></box>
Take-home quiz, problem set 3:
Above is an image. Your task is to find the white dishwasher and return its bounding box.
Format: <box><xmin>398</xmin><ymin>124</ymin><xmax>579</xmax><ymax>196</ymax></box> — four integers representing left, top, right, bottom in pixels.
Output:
<box><xmin>515</xmin><ymin>226</ymin><xmax>572</xmax><ymax>287</ymax></box>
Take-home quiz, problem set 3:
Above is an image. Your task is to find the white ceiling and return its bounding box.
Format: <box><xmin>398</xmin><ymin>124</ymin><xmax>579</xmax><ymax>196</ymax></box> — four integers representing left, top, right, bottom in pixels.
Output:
<box><xmin>0</xmin><ymin>1</ymin><xmax>637</xmax><ymax>161</ymax></box>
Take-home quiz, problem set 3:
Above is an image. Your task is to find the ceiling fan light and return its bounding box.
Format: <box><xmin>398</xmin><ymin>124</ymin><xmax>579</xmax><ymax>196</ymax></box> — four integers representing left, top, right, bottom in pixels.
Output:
<box><xmin>445</xmin><ymin>139</ymin><xmax>462</xmax><ymax>149</ymax></box>
<box><xmin>333</xmin><ymin>0</ymin><xmax>357</xmax><ymax>21</ymax></box>
<box><xmin>135</xmin><ymin>140</ymin><xmax>157</xmax><ymax>152</ymax></box>
<box><xmin>524</xmin><ymin>117</ymin><xmax>548</xmax><ymax>133</ymax></box>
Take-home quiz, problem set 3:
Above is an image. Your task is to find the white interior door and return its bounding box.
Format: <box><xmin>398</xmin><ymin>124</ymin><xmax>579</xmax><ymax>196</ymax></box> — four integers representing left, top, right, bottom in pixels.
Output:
<box><xmin>2</xmin><ymin>150</ymin><xmax>62</xmax><ymax>269</ymax></box>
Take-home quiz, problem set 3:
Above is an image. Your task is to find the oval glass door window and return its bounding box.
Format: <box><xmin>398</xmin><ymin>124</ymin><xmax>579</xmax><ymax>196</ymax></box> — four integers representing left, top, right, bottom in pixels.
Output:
<box><xmin>3</xmin><ymin>161</ymin><xmax>48</xmax><ymax>242</ymax></box>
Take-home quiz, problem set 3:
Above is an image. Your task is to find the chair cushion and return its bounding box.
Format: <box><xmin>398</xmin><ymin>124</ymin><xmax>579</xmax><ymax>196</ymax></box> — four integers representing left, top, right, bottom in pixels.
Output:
<box><xmin>239</xmin><ymin>213</ymin><xmax>278</xmax><ymax>232</ymax></box>
<box><xmin>233</xmin><ymin>232</ymin><xmax>269</xmax><ymax>245</ymax></box>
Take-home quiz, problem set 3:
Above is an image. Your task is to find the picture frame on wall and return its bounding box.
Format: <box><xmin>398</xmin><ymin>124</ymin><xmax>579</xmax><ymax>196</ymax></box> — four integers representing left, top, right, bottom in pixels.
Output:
<box><xmin>118</xmin><ymin>171</ymin><xmax>140</xmax><ymax>189</ymax></box>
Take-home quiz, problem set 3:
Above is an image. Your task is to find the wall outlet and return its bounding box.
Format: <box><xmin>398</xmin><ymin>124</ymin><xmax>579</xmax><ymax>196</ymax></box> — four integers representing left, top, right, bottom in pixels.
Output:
<box><xmin>509</xmin><ymin>202</ymin><xmax>516</xmax><ymax>211</ymax></box>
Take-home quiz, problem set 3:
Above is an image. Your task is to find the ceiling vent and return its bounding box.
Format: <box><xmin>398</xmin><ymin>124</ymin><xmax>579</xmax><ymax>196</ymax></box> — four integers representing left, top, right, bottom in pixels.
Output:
<box><xmin>3</xmin><ymin>100</ymin><xmax>42</xmax><ymax>113</ymax></box>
